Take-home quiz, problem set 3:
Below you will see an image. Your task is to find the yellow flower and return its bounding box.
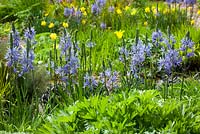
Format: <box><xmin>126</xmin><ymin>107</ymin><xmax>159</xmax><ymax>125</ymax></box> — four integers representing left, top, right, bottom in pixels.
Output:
<box><xmin>116</xmin><ymin>8</ymin><xmax>122</xmax><ymax>15</ymax></box>
<box><xmin>188</xmin><ymin>6</ymin><xmax>192</xmax><ymax>11</ymax></box>
<box><xmin>172</xmin><ymin>8</ymin><xmax>175</xmax><ymax>12</ymax></box>
<box><xmin>163</xmin><ymin>9</ymin><xmax>169</xmax><ymax>14</ymax></box>
<box><xmin>62</xmin><ymin>22</ymin><xmax>69</xmax><ymax>28</ymax></box>
<box><xmin>70</xmin><ymin>3</ymin><xmax>75</xmax><ymax>8</ymax></box>
<box><xmin>197</xmin><ymin>10</ymin><xmax>200</xmax><ymax>15</ymax></box>
<box><xmin>125</xmin><ymin>6</ymin><xmax>130</xmax><ymax>11</ymax></box>
<box><xmin>83</xmin><ymin>11</ymin><xmax>87</xmax><ymax>16</ymax></box>
<box><xmin>50</xmin><ymin>33</ymin><xmax>57</xmax><ymax>40</ymax></box>
<box><xmin>153</xmin><ymin>9</ymin><xmax>157</xmax><ymax>15</ymax></box>
<box><xmin>44</xmin><ymin>13</ymin><xmax>49</xmax><ymax>17</ymax></box>
<box><xmin>82</xmin><ymin>19</ymin><xmax>86</xmax><ymax>25</ymax></box>
<box><xmin>74</xmin><ymin>7</ymin><xmax>78</xmax><ymax>12</ymax></box>
<box><xmin>144</xmin><ymin>21</ymin><xmax>148</xmax><ymax>26</ymax></box>
<box><xmin>41</xmin><ymin>21</ymin><xmax>46</xmax><ymax>26</ymax></box>
<box><xmin>114</xmin><ymin>30</ymin><xmax>125</xmax><ymax>39</ymax></box>
<box><xmin>80</xmin><ymin>7</ymin><xmax>86</xmax><ymax>12</ymax></box>
<box><xmin>191</xmin><ymin>20</ymin><xmax>195</xmax><ymax>25</ymax></box>
<box><xmin>145</xmin><ymin>7</ymin><xmax>150</xmax><ymax>13</ymax></box>
<box><xmin>48</xmin><ymin>22</ymin><xmax>54</xmax><ymax>28</ymax></box>
<box><xmin>131</xmin><ymin>8</ymin><xmax>137</xmax><ymax>16</ymax></box>
<box><xmin>151</xmin><ymin>6</ymin><xmax>156</xmax><ymax>11</ymax></box>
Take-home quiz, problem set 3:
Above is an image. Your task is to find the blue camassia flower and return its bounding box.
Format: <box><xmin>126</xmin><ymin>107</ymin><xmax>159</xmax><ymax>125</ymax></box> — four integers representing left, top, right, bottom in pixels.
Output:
<box><xmin>56</xmin><ymin>31</ymin><xmax>80</xmax><ymax>84</ymax></box>
<box><xmin>5</xmin><ymin>47</ymin><xmax>21</xmax><ymax>68</ymax></box>
<box><xmin>166</xmin><ymin>0</ymin><xmax>181</xmax><ymax>3</ymax></box>
<box><xmin>184</xmin><ymin>0</ymin><xmax>196</xmax><ymax>4</ymax></box>
<box><xmin>108</xmin><ymin>6</ymin><xmax>115</xmax><ymax>12</ymax></box>
<box><xmin>87</xmin><ymin>41</ymin><xmax>96</xmax><ymax>48</ymax></box>
<box><xmin>18</xmin><ymin>49</ymin><xmax>35</xmax><ymax>77</ymax></box>
<box><xmin>12</xmin><ymin>30</ymin><xmax>20</xmax><ymax>47</ymax></box>
<box><xmin>5</xmin><ymin>28</ymin><xmax>21</xmax><ymax>72</ymax></box>
<box><xmin>180</xmin><ymin>37</ymin><xmax>194</xmax><ymax>51</ymax></box>
<box><xmin>64</xmin><ymin>7</ymin><xmax>74</xmax><ymax>17</ymax></box>
<box><xmin>158</xmin><ymin>49</ymin><xmax>182</xmax><ymax>75</ymax></box>
<box><xmin>24</xmin><ymin>27</ymin><xmax>36</xmax><ymax>41</ymax></box>
<box><xmin>84</xmin><ymin>73</ymin><xmax>98</xmax><ymax>89</ymax></box>
<box><xmin>91</xmin><ymin>3</ymin><xmax>101</xmax><ymax>15</ymax></box>
<box><xmin>152</xmin><ymin>30</ymin><xmax>163</xmax><ymax>46</ymax></box>
<box><xmin>130</xmin><ymin>40</ymin><xmax>146</xmax><ymax>78</ymax></box>
<box><xmin>100</xmin><ymin>22</ymin><xmax>106</xmax><ymax>29</ymax></box>
<box><xmin>180</xmin><ymin>35</ymin><xmax>195</xmax><ymax>58</ymax></box>
<box><xmin>99</xmin><ymin>69</ymin><xmax>119</xmax><ymax>91</ymax></box>
<box><xmin>96</xmin><ymin>0</ymin><xmax>106</xmax><ymax>7</ymax></box>
<box><xmin>119</xmin><ymin>47</ymin><xmax>129</xmax><ymax>62</ymax></box>
<box><xmin>59</xmin><ymin>34</ymin><xmax>72</xmax><ymax>56</ymax></box>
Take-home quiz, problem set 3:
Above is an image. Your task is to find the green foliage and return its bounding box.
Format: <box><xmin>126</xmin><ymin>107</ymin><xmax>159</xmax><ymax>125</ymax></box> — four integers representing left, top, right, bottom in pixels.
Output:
<box><xmin>0</xmin><ymin>0</ymin><xmax>48</xmax><ymax>31</ymax></box>
<box><xmin>16</xmin><ymin>65</ymin><xmax>50</xmax><ymax>101</ymax></box>
<box><xmin>34</xmin><ymin>32</ymin><xmax>53</xmax><ymax>63</ymax></box>
<box><xmin>131</xmin><ymin>0</ymin><xmax>149</xmax><ymax>8</ymax></box>
<box><xmin>0</xmin><ymin>63</ymin><xmax>48</xmax><ymax>132</ymax></box>
<box><xmin>0</xmin><ymin>62</ymin><xmax>11</xmax><ymax>98</ymax></box>
<box><xmin>38</xmin><ymin>89</ymin><xmax>200</xmax><ymax>133</ymax></box>
<box><xmin>0</xmin><ymin>4</ymin><xmax>16</xmax><ymax>23</ymax></box>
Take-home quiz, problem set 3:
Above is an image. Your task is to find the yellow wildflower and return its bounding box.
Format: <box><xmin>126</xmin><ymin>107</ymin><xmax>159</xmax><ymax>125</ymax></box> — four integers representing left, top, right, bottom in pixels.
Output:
<box><xmin>114</xmin><ymin>30</ymin><xmax>125</xmax><ymax>39</ymax></box>
<box><xmin>41</xmin><ymin>21</ymin><xmax>46</xmax><ymax>26</ymax></box>
<box><xmin>70</xmin><ymin>3</ymin><xmax>75</xmax><ymax>8</ymax></box>
<box><xmin>163</xmin><ymin>9</ymin><xmax>169</xmax><ymax>14</ymax></box>
<box><xmin>83</xmin><ymin>11</ymin><xmax>87</xmax><ymax>16</ymax></box>
<box><xmin>125</xmin><ymin>6</ymin><xmax>130</xmax><ymax>11</ymax></box>
<box><xmin>197</xmin><ymin>10</ymin><xmax>200</xmax><ymax>15</ymax></box>
<box><xmin>82</xmin><ymin>19</ymin><xmax>86</xmax><ymax>25</ymax></box>
<box><xmin>131</xmin><ymin>8</ymin><xmax>137</xmax><ymax>16</ymax></box>
<box><xmin>50</xmin><ymin>33</ymin><xmax>57</xmax><ymax>40</ymax></box>
<box><xmin>153</xmin><ymin>9</ymin><xmax>157</xmax><ymax>15</ymax></box>
<box><xmin>62</xmin><ymin>22</ymin><xmax>69</xmax><ymax>28</ymax></box>
<box><xmin>172</xmin><ymin>8</ymin><xmax>175</xmax><ymax>12</ymax></box>
<box><xmin>80</xmin><ymin>7</ymin><xmax>86</xmax><ymax>12</ymax></box>
<box><xmin>116</xmin><ymin>8</ymin><xmax>122</xmax><ymax>15</ymax></box>
<box><xmin>191</xmin><ymin>20</ymin><xmax>195</xmax><ymax>25</ymax></box>
<box><xmin>48</xmin><ymin>22</ymin><xmax>54</xmax><ymax>28</ymax></box>
<box><xmin>44</xmin><ymin>13</ymin><xmax>49</xmax><ymax>17</ymax></box>
<box><xmin>144</xmin><ymin>21</ymin><xmax>148</xmax><ymax>26</ymax></box>
<box><xmin>74</xmin><ymin>7</ymin><xmax>78</xmax><ymax>12</ymax></box>
<box><xmin>188</xmin><ymin>6</ymin><xmax>192</xmax><ymax>11</ymax></box>
<box><xmin>145</xmin><ymin>7</ymin><xmax>150</xmax><ymax>13</ymax></box>
<box><xmin>151</xmin><ymin>6</ymin><xmax>156</xmax><ymax>11</ymax></box>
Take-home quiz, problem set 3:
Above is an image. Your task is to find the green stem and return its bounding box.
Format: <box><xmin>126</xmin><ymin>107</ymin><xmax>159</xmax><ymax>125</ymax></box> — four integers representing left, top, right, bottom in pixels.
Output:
<box><xmin>53</xmin><ymin>40</ymin><xmax>57</xmax><ymax>90</ymax></box>
<box><xmin>180</xmin><ymin>76</ymin><xmax>184</xmax><ymax>101</ymax></box>
<box><xmin>171</xmin><ymin>73</ymin><xmax>174</xmax><ymax>98</ymax></box>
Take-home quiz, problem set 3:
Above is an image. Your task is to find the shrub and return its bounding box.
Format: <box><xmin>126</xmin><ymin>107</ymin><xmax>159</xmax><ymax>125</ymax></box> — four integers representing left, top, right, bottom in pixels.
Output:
<box><xmin>38</xmin><ymin>90</ymin><xmax>200</xmax><ymax>133</ymax></box>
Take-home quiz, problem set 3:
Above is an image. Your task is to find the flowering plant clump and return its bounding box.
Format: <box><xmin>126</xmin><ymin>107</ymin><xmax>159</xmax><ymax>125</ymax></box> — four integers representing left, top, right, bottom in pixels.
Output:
<box><xmin>55</xmin><ymin>31</ymin><xmax>80</xmax><ymax>87</ymax></box>
<box><xmin>99</xmin><ymin>69</ymin><xmax>119</xmax><ymax>92</ymax></box>
<box><xmin>5</xmin><ymin>27</ymin><xmax>21</xmax><ymax>72</ymax></box>
<box><xmin>5</xmin><ymin>26</ymin><xmax>36</xmax><ymax>77</ymax></box>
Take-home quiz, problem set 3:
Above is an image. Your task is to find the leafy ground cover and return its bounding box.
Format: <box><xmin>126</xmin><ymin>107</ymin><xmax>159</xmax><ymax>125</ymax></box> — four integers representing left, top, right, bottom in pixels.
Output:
<box><xmin>0</xmin><ymin>0</ymin><xmax>200</xmax><ymax>133</ymax></box>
